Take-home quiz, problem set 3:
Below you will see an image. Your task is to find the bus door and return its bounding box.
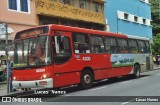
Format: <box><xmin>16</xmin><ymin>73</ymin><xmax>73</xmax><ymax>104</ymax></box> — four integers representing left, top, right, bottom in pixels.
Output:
<box><xmin>145</xmin><ymin>41</ymin><xmax>152</xmax><ymax>70</ymax></box>
<box><xmin>51</xmin><ymin>31</ymin><xmax>79</xmax><ymax>87</ymax></box>
<box><xmin>146</xmin><ymin>56</ymin><xmax>151</xmax><ymax>70</ymax></box>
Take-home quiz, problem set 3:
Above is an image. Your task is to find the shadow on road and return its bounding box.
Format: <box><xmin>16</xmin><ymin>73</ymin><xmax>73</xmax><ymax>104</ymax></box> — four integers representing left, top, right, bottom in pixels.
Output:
<box><xmin>5</xmin><ymin>74</ymin><xmax>151</xmax><ymax>98</ymax></box>
<box><xmin>61</xmin><ymin>74</ymin><xmax>151</xmax><ymax>94</ymax></box>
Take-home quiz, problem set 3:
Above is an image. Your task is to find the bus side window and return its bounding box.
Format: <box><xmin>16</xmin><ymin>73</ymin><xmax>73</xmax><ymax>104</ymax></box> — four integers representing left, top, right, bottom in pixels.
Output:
<box><xmin>145</xmin><ymin>41</ymin><xmax>151</xmax><ymax>53</ymax></box>
<box><xmin>137</xmin><ymin>40</ymin><xmax>146</xmax><ymax>53</ymax></box>
<box><xmin>128</xmin><ymin>39</ymin><xmax>138</xmax><ymax>54</ymax></box>
<box><xmin>117</xmin><ymin>38</ymin><xmax>129</xmax><ymax>53</ymax></box>
<box><xmin>104</xmin><ymin>37</ymin><xmax>118</xmax><ymax>54</ymax></box>
<box><xmin>73</xmin><ymin>33</ymin><xmax>90</xmax><ymax>54</ymax></box>
<box><xmin>52</xmin><ymin>36</ymin><xmax>72</xmax><ymax>64</ymax></box>
<box><xmin>90</xmin><ymin>35</ymin><xmax>105</xmax><ymax>53</ymax></box>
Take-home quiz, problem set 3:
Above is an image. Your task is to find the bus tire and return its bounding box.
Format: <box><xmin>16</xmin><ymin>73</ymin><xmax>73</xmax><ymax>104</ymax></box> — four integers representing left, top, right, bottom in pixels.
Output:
<box><xmin>80</xmin><ymin>70</ymin><xmax>93</xmax><ymax>89</ymax></box>
<box><xmin>133</xmin><ymin>64</ymin><xmax>140</xmax><ymax>78</ymax></box>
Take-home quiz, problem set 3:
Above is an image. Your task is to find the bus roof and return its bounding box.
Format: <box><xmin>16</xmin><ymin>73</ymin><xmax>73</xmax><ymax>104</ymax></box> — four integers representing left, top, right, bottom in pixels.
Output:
<box><xmin>15</xmin><ymin>24</ymin><xmax>128</xmax><ymax>39</ymax></box>
<box><xmin>126</xmin><ymin>35</ymin><xmax>150</xmax><ymax>41</ymax></box>
<box><xmin>49</xmin><ymin>24</ymin><xmax>128</xmax><ymax>38</ymax></box>
<box><xmin>15</xmin><ymin>24</ymin><xmax>150</xmax><ymax>40</ymax></box>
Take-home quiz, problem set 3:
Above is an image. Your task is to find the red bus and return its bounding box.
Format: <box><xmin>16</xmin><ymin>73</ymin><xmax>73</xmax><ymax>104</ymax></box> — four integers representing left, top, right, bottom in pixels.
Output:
<box><xmin>12</xmin><ymin>24</ymin><xmax>153</xmax><ymax>89</ymax></box>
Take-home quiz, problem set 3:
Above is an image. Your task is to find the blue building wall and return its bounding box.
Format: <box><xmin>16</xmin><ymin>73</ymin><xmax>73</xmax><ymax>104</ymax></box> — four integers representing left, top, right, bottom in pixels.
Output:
<box><xmin>105</xmin><ymin>0</ymin><xmax>152</xmax><ymax>38</ymax></box>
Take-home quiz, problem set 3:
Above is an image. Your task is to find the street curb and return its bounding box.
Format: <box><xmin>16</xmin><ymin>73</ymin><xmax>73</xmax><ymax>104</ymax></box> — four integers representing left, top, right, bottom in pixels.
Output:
<box><xmin>153</xmin><ymin>67</ymin><xmax>160</xmax><ymax>70</ymax></box>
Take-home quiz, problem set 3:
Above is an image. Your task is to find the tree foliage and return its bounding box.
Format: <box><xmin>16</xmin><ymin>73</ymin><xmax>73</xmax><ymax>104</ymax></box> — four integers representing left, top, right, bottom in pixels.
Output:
<box><xmin>151</xmin><ymin>0</ymin><xmax>160</xmax><ymax>35</ymax></box>
<box><xmin>150</xmin><ymin>0</ymin><xmax>160</xmax><ymax>55</ymax></box>
<box><xmin>152</xmin><ymin>34</ymin><xmax>160</xmax><ymax>55</ymax></box>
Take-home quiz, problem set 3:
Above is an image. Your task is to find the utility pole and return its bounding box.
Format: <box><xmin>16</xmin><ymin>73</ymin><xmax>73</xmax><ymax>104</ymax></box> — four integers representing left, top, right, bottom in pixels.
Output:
<box><xmin>0</xmin><ymin>23</ymin><xmax>9</xmax><ymax>93</ymax></box>
<box><xmin>4</xmin><ymin>23</ymin><xmax>9</xmax><ymax>93</ymax></box>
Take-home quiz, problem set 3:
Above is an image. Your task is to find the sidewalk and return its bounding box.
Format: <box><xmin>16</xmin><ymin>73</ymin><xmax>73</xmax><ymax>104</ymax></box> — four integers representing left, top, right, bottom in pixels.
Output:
<box><xmin>0</xmin><ymin>65</ymin><xmax>160</xmax><ymax>96</ymax></box>
<box><xmin>0</xmin><ymin>83</ymin><xmax>8</xmax><ymax>96</ymax></box>
<box><xmin>153</xmin><ymin>65</ymin><xmax>160</xmax><ymax>70</ymax></box>
<box><xmin>0</xmin><ymin>82</ymin><xmax>21</xmax><ymax>96</ymax></box>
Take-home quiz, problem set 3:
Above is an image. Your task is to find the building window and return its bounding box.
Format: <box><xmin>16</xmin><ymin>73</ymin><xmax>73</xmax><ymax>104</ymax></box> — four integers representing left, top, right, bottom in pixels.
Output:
<box><xmin>148</xmin><ymin>0</ymin><xmax>151</xmax><ymax>3</ymax></box>
<box><xmin>8</xmin><ymin>0</ymin><xmax>30</xmax><ymax>13</ymax></box>
<box><xmin>140</xmin><ymin>0</ymin><xmax>150</xmax><ymax>4</ymax></box>
<box><xmin>20</xmin><ymin>0</ymin><xmax>28</xmax><ymax>12</ymax></box>
<box><xmin>118</xmin><ymin>10</ymin><xmax>151</xmax><ymax>26</ymax></box>
<box><xmin>134</xmin><ymin>16</ymin><xmax>138</xmax><ymax>22</ymax></box>
<box><xmin>92</xmin><ymin>2</ymin><xmax>102</xmax><ymax>13</ymax></box>
<box><xmin>124</xmin><ymin>13</ymin><xmax>129</xmax><ymax>20</ymax></box>
<box><xmin>77</xmin><ymin>0</ymin><xmax>89</xmax><ymax>10</ymax></box>
<box><xmin>143</xmin><ymin>19</ymin><xmax>146</xmax><ymax>24</ymax></box>
<box><xmin>8</xmin><ymin>0</ymin><xmax>17</xmax><ymax>10</ymax></box>
<box><xmin>60</xmin><ymin>0</ymin><xmax>74</xmax><ymax>6</ymax></box>
<box><xmin>50</xmin><ymin>0</ymin><xmax>58</xmax><ymax>2</ymax></box>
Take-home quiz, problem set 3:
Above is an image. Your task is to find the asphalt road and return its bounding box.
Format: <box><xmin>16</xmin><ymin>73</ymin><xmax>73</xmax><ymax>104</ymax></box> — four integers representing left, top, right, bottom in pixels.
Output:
<box><xmin>1</xmin><ymin>69</ymin><xmax>160</xmax><ymax>105</ymax></box>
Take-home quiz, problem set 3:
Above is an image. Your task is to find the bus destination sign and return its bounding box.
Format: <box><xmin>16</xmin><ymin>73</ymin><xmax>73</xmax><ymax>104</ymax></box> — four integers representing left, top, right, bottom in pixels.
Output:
<box><xmin>15</xmin><ymin>26</ymin><xmax>49</xmax><ymax>39</ymax></box>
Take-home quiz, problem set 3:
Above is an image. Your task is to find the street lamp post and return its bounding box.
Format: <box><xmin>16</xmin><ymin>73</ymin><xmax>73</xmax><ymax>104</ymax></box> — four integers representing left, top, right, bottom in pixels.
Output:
<box><xmin>4</xmin><ymin>23</ymin><xmax>9</xmax><ymax>93</ymax></box>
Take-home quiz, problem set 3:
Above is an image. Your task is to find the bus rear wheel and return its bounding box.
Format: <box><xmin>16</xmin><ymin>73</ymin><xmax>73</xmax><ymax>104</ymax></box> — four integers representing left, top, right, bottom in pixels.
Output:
<box><xmin>133</xmin><ymin>64</ymin><xmax>140</xmax><ymax>78</ymax></box>
<box><xmin>80</xmin><ymin>70</ymin><xmax>93</xmax><ymax>89</ymax></box>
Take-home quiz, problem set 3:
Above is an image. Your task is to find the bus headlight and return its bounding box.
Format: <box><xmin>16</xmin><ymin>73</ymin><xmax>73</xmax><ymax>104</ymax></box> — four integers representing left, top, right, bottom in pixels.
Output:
<box><xmin>43</xmin><ymin>74</ymin><xmax>47</xmax><ymax>79</ymax></box>
<box><xmin>13</xmin><ymin>77</ymin><xmax>16</xmax><ymax>80</ymax></box>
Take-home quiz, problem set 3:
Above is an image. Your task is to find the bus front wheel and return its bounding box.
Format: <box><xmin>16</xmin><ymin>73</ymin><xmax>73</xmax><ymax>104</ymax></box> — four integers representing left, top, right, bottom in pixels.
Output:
<box><xmin>80</xmin><ymin>70</ymin><xmax>93</xmax><ymax>89</ymax></box>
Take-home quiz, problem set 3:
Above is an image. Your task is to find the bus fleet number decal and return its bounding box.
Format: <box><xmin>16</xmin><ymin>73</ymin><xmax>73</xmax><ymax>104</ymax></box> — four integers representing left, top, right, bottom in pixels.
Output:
<box><xmin>82</xmin><ymin>56</ymin><xmax>91</xmax><ymax>61</ymax></box>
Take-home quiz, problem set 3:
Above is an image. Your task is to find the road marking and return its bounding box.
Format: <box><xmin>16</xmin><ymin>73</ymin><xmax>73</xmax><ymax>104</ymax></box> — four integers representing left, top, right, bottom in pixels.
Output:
<box><xmin>121</xmin><ymin>97</ymin><xmax>141</xmax><ymax>105</ymax></box>
<box><xmin>120</xmin><ymin>81</ymin><xmax>131</xmax><ymax>84</ymax></box>
<box><xmin>121</xmin><ymin>101</ymin><xmax>129</xmax><ymax>105</ymax></box>
<box><xmin>89</xmin><ymin>86</ymin><xmax>108</xmax><ymax>91</ymax></box>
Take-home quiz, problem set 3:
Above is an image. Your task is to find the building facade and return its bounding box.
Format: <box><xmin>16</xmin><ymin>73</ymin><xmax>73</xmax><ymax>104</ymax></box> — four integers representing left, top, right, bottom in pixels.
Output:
<box><xmin>0</xmin><ymin>0</ymin><xmax>36</xmax><ymax>40</ymax></box>
<box><xmin>0</xmin><ymin>0</ymin><xmax>37</xmax><ymax>52</ymax></box>
<box><xmin>36</xmin><ymin>0</ymin><xmax>105</xmax><ymax>30</ymax></box>
<box><xmin>105</xmin><ymin>0</ymin><xmax>152</xmax><ymax>38</ymax></box>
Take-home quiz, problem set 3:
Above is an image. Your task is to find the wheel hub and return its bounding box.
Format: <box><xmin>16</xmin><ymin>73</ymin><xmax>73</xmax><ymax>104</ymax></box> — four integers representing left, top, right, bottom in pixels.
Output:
<box><xmin>84</xmin><ymin>75</ymin><xmax>91</xmax><ymax>84</ymax></box>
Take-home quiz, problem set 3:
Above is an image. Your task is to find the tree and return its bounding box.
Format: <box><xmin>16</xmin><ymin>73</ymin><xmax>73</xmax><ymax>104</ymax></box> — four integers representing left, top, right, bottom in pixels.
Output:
<box><xmin>150</xmin><ymin>0</ymin><xmax>160</xmax><ymax>54</ymax></box>
<box><xmin>151</xmin><ymin>0</ymin><xmax>160</xmax><ymax>36</ymax></box>
<box><xmin>152</xmin><ymin>34</ymin><xmax>160</xmax><ymax>55</ymax></box>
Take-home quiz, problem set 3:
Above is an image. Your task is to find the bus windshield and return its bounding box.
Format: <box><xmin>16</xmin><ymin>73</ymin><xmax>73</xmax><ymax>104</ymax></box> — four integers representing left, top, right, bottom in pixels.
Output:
<box><xmin>14</xmin><ymin>36</ymin><xmax>51</xmax><ymax>68</ymax></box>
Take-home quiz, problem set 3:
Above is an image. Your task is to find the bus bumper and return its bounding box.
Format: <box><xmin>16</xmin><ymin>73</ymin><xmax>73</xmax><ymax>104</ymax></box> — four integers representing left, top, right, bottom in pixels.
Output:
<box><xmin>12</xmin><ymin>78</ymin><xmax>53</xmax><ymax>89</ymax></box>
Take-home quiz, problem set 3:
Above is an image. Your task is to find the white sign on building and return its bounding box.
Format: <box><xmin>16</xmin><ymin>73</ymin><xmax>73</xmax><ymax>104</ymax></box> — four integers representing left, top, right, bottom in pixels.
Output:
<box><xmin>0</xmin><ymin>24</ymin><xmax>14</xmax><ymax>39</ymax></box>
<box><xmin>0</xmin><ymin>24</ymin><xmax>6</xmax><ymax>35</ymax></box>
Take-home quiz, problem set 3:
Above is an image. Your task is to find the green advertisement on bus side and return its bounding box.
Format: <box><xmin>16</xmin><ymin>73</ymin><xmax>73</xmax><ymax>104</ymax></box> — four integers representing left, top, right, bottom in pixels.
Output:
<box><xmin>111</xmin><ymin>54</ymin><xmax>135</xmax><ymax>67</ymax></box>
